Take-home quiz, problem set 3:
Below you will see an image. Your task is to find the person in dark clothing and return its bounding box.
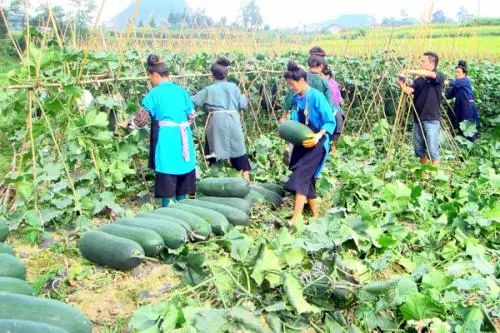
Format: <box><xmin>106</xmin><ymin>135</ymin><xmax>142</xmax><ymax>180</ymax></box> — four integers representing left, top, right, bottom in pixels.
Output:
<box><xmin>445</xmin><ymin>60</ymin><xmax>480</xmax><ymax>141</ymax></box>
<box><xmin>397</xmin><ymin>51</ymin><xmax>446</xmax><ymax>167</ymax></box>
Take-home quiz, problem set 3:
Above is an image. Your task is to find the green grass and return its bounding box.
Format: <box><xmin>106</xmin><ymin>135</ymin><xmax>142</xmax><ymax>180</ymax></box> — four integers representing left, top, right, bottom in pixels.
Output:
<box><xmin>317</xmin><ymin>35</ymin><xmax>500</xmax><ymax>58</ymax></box>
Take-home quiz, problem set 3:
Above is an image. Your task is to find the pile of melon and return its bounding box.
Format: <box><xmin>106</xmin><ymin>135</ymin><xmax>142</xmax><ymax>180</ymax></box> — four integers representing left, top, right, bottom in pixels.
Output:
<box><xmin>78</xmin><ymin>178</ymin><xmax>285</xmax><ymax>271</ymax></box>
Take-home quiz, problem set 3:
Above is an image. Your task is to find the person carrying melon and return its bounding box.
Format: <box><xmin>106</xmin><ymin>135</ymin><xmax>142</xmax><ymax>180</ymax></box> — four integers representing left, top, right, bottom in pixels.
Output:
<box><xmin>280</xmin><ymin>47</ymin><xmax>333</xmax><ymax>124</ymax></box>
<box><xmin>192</xmin><ymin>57</ymin><xmax>251</xmax><ymax>181</ymax></box>
<box><xmin>283</xmin><ymin>61</ymin><xmax>336</xmax><ymax>226</ymax></box>
<box><xmin>121</xmin><ymin>54</ymin><xmax>197</xmax><ymax>207</ymax></box>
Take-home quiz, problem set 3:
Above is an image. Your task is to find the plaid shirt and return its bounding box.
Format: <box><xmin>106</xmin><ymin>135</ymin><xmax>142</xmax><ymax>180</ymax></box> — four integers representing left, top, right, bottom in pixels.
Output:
<box><xmin>129</xmin><ymin>107</ymin><xmax>151</xmax><ymax>129</ymax></box>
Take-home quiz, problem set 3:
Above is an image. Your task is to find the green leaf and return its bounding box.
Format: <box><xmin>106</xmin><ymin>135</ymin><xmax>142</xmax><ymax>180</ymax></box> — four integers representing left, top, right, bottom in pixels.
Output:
<box><xmin>282</xmin><ymin>247</ymin><xmax>304</xmax><ymax>268</ymax></box>
<box><xmin>211</xmin><ymin>259</ymin><xmax>236</xmax><ymax>305</ymax></box>
<box><xmin>129</xmin><ymin>302</ymin><xmax>163</xmax><ymax>331</ymax></box>
<box><xmin>451</xmin><ymin>275</ymin><xmax>487</xmax><ymax>291</ymax></box>
<box><xmin>377</xmin><ymin>234</ymin><xmax>397</xmax><ymax>248</ymax></box>
<box><xmin>229</xmin><ymin>307</ymin><xmax>270</xmax><ymax>333</ymax></box>
<box><xmin>225</xmin><ymin>229</ymin><xmax>251</xmax><ymax>262</ymax></box>
<box><xmin>92</xmin><ymin>191</ymin><xmax>122</xmax><ymax>215</ymax></box>
<box><xmin>466</xmin><ymin>244</ymin><xmax>494</xmax><ymax>275</ymax></box>
<box><xmin>84</xmin><ymin>110</ymin><xmax>109</xmax><ymax>128</ymax></box>
<box><xmin>251</xmin><ymin>245</ymin><xmax>282</xmax><ymax>287</ymax></box>
<box><xmin>456</xmin><ymin>307</ymin><xmax>483</xmax><ymax>333</ymax></box>
<box><xmin>394</xmin><ymin>277</ymin><xmax>418</xmax><ymax>305</ymax></box>
<box><xmin>400</xmin><ymin>292</ymin><xmax>445</xmax><ymax>320</ymax></box>
<box><xmin>459</xmin><ymin>120</ymin><xmax>478</xmax><ymax>138</ymax></box>
<box><xmin>421</xmin><ymin>270</ymin><xmax>452</xmax><ymax>291</ymax></box>
<box><xmin>193</xmin><ymin>309</ymin><xmax>227</xmax><ymax>333</ymax></box>
<box><xmin>181</xmin><ymin>253</ymin><xmax>207</xmax><ymax>286</ymax></box>
<box><xmin>51</xmin><ymin>196</ymin><xmax>73</xmax><ymax>209</ymax></box>
<box><xmin>283</xmin><ymin>273</ymin><xmax>320</xmax><ymax>314</ymax></box>
<box><xmin>262</xmin><ymin>302</ymin><xmax>286</xmax><ymax>313</ymax></box>
<box><xmin>160</xmin><ymin>303</ymin><xmax>180</xmax><ymax>331</ymax></box>
<box><xmin>429</xmin><ymin>318</ymin><xmax>451</xmax><ymax>333</ymax></box>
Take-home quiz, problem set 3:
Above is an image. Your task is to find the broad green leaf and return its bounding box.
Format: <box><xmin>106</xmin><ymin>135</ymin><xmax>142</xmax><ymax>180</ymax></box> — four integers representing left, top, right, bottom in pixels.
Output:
<box><xmin>85</xmin><ymin>110</ymin><xmax>109</xmax><ymax>128</ymax></box>
<box><xmin>193</xmin><ymin>309</ymin><xmax>227</xmax><ymax>333</ymax></box>
<box><xmin>451</xmin><ymin>275</ymin><xmax>487</xmax><ymax>291</ymax></box>
<box><xmin>466</xmin><ymin>244</ymin><xmax>494</xmax><ymax>275</ymax></box>
<box><xmin>229</xmin><ymin>307</ymin><xmax>270</xmax><ymax>333</ymax></box>
<box><xmin>400</xmin><ymin>292</ymin><xmax>445</xmax><ymax>320</ymax></box>
<box><xmin>210</xmin><ymin>259</ymin><xmax>235</xmax><ymax>305</ymax></box>
<box><xmin>366</xmin><ymin>311</ymin><xmax>397</xmax><ymax>330</ymax></box>
<box><xmin>429</xmin><ymin>318</ymin><xmax>451</xmax><ymax>333</ymax></box>
<box><xmin>282</xmin><ymin>247</ymin><xmax>305</xmax><ymax>268</ymax></box>
<box><xmin>160</xmin><ymin>303</ymin><xmax>180</xmax><ymax>331</ymax></box>
<box><xmin>263</xmin><ymin>302</ymin><xmax>286</xmax><ymax>313</ymax></box>
<box><xmin>283</xmin><ymin>273</ymin><xmax>320</xmax><ymax>314</ymax></box>
<box><xmin>456</xmin><ymin>307</ymin><xmax>483</xmax><ymax>333</ymax></box>
<box><xmin>92</xmin><ymin>191</ymin><xmax>122</xmax><ymax>215</ymax></box>
<box><xmin>251</xmin><ymin>245</ymin><xmax>282</xmax><ymax>287</ymax></box>
<box><xmin>459</xmin><ymin>120</ymin><xmax>478</xmax><ymax>138</ymax></box>
<box><xmin>394</xmin><ymin>277</ymin><xmax>418</xmax><ymax>305</ymax></box>
<box><xmin>421</xmin><ymin>270</ymin><xmax>452</xmax><ymax>291</ymax></box>
<box><xmin>129</xmin><ymin>302</ymin><xmax>164</xmax><ymax>331</ymax></box>
<box><xmin>225</xmin><ymin>229</ymin><xmax>251</xmax><ymax>262</ymax></box>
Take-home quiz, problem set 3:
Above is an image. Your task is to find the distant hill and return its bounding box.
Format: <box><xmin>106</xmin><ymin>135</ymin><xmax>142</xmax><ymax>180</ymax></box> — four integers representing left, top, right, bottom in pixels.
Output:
<box><xmin>108</xmin><ymin>0</ymin><xmax>191</xmax><ymax>29</ymax></box>
<box><xmin>300</xmin><ymin>14</ymin><xmax>377</xmax><ymax>32</ymax></box>
<box><xmin>334</xmin><ymin>14</ymin><xmax>377</xmax><ymax>27</ymax></box>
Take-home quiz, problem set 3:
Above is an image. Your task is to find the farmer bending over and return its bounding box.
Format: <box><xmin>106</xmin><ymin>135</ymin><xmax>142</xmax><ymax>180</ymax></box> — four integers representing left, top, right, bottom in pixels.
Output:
<box><xmin>122</xmin><ymin>54</ymin><xmax>197</xmax><ymax>207</ymax></box>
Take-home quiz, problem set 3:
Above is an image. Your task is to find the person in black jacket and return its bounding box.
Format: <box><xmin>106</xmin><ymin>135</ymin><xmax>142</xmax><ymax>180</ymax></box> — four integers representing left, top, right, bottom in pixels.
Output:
<box><xmin>397</xmin><ymin>51</ymin><xmax>446</xmax><ymax>167</ymax></box>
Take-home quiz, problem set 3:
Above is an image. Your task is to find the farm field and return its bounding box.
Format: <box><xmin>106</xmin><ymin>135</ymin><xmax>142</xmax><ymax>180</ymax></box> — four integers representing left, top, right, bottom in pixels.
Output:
<box><xmin>0</xmin><ymin>14</ymin><xmax>499</xmax><ymax>333</ymax></box>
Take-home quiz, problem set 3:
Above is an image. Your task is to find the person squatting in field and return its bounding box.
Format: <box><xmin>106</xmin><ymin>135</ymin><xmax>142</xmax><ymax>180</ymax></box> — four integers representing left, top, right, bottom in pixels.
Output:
<box><xmin>445</xmin><ymin>60</ymin><xmax>480</xmax><ymax>141</ymax></box>
<box><xmin>397</xmin><ymin>51</ymin><xmax>446</xmax><ymax>167</ymax></box>
<box><xmin>192</xmin><ymin>57</ymin><xmax>252</xmax><ymax>181</ymax></box>
<box><xmin>122</xmin><ymin>54</ymin><xmax>197</xmax><ymax>207</ymax></box>
<box><xmin>283</xmin><ymin>61</ymin><xmax>336</xmax><ymax>225</ymax></box>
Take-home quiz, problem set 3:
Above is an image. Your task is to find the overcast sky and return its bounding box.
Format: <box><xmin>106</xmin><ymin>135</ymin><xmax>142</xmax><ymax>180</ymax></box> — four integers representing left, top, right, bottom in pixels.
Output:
<box><xmin>5</xmin><ymin>0</ymin><xmax>500</xmax><ymax>28</ymax></box>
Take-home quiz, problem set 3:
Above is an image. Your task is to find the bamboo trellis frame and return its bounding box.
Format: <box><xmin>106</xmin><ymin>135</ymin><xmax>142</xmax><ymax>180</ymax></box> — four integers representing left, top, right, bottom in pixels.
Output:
<box><xmin>0</xmin><ymin>0</ymin><xmax>483</xmax><ymax>219</ymax></box>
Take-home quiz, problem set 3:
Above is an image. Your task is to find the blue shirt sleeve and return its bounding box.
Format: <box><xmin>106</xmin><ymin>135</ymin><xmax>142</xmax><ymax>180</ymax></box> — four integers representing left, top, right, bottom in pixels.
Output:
<box><xmin>450</xmin><ymin>78</ymin><xmax>470</xmax><ymax>88</ymax></box>
<box><xmin>445</xmin><ymin>86</ymin><xmax>456</xmax><ymax>99</ymax></box>
<box><xmin>314</xmin><ymin>93</ymin><xmax>335</xmax><ymax>135</ymax></box>
<box><xmin>141</xmin><ymin>90</ymin><xmax>156</xmax><ymax>118</ymax></box>
<box><xmin>184</xmin><ymin>90</ymin><xmax>194</xmax><ymax>116</ymax></box>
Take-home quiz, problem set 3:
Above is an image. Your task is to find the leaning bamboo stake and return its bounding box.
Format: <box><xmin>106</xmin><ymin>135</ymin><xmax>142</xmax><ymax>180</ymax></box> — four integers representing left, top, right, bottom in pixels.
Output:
<box><xmin>0</xmin><ymin>6</ymin><xmax>24</xmax><ymax>61</ymax></box>
<box><xmin>46</xmin><ymin>0</ymin><xmax>64</xmax><ymax>48</ymax></box>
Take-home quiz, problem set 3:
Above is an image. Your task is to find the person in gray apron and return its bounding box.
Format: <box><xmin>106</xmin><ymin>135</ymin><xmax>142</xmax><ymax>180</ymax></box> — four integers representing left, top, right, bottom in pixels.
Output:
<box><xmin>192</xmin><ymin>57</ymin><xmax>251</xmax><ymax>181</ymax></box>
